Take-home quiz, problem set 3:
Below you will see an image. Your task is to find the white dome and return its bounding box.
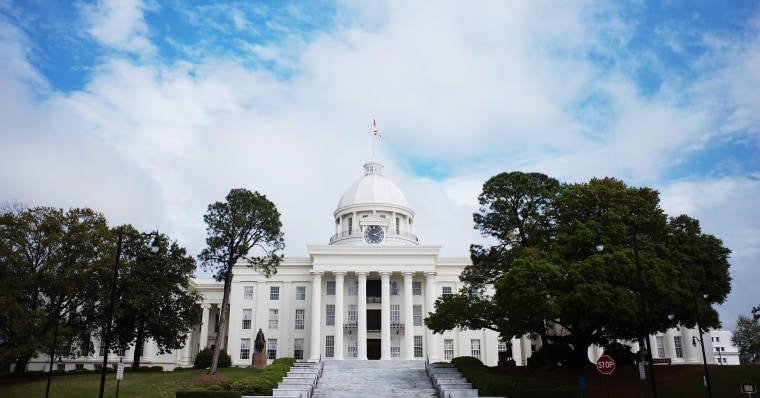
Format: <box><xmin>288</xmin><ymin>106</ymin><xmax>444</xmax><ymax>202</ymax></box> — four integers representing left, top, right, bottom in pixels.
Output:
<box><xmin>337</xmin><ymin>162</ymin><xmax>410</xmax><ymax>210</ymax></box>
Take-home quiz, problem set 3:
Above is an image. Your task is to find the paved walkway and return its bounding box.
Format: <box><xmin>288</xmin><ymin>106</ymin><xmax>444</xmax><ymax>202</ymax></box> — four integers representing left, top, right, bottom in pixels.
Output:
<box><xmin>312</xmin><ymin>360</ymin><xmax>437</xmax><ymax>398</ymax></box>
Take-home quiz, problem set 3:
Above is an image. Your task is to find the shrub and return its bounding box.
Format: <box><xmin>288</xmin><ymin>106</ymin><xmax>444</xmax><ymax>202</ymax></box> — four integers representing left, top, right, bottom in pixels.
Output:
<box><xmin>175</xmin><ymin>392</ymin><xmax>242</xmax><ymax>398</ymax></box>
<box><xmin>194</xmin><ymin>348</ymin><xmax>232</xmax><ymax>369</ymax></box>
<box><xmin>604</xmin><ymin>341</ymin><xmax>636</xmax><ymax>365</ymax></box>
<box><xmin>272</xmin><ymin>357</ymin><xmax>296</xmax><ymax>366</ymax></box>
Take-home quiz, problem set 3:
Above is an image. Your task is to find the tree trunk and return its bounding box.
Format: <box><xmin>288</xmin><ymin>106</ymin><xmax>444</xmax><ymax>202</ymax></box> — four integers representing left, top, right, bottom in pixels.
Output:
<box><xmin>208</xmin><ymin>266</ymin><xmax>233</xmax><ymax>374</ymax></box>
<box><xmin>132</xmin><ymin>328</ymin><xmax>144</xmax><ymax>370</ymax></box>
<box><xmin>13</xmin><ymin>354</ymin><xmax>31</xmax><ymax>374</ymax></box>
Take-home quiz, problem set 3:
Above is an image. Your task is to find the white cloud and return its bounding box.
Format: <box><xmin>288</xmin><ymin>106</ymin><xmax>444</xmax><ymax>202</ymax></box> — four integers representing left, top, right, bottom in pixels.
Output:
<box><xmin>1</xmin><ymin>0</ymin><xmax>759</xmax><ymax>328</ymax></box>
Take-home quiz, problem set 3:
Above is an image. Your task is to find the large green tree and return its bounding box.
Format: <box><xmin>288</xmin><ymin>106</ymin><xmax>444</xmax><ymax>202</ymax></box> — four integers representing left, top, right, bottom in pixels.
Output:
<box><xmin>426</xmin><ymin>173</ymin><xmax>731</xmax><ymax>367</ymax></box>
<box><xmin>733</xmin><ymin>313</ymin><xmax>760</xmax><ymax>362</ymax></box>
<box><xmin>108</xmin><ymin>227</ymin><xmax>202</xmax><ymax>370</ymax></box>
<box><xmin>0</xmin><ymin>206</ymin><xmax>112</xmax><ymax>373</ymax></box>
<box><xmin>199</xmin><ymin>188</ymin><xmax>284</xmax><ymax>374</ymax></box>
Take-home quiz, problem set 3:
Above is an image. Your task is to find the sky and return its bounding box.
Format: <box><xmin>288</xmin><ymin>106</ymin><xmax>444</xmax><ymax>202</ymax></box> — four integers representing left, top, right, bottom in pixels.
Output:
<box><xmin>1</xmin><ymin>0</ymin><xmax>759</xmax><ymax>331</ymax></box>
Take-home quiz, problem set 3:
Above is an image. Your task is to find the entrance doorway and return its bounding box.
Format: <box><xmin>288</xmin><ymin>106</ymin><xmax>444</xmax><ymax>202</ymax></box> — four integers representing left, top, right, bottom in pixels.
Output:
<box><xmin>367</xmin><ymin>339</ymin><xmax>381</xmax><ymax>360</ymax></box>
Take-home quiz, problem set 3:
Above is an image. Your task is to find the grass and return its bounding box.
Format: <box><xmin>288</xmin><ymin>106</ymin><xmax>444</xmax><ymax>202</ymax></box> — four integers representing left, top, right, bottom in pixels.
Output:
<box><xmin>2</xmin><ymin>363</ymin><xmax>758</xmax><ymax>398</ymax></box>
<box><xmin>492</xmin><ymin>363</ymin><xmax>760</xmax><ymax>398</ymax></box>
<box><xmin>0</xmin><ymin>367</ymin><xmax>259</xmax><ymax>398</ymax></box>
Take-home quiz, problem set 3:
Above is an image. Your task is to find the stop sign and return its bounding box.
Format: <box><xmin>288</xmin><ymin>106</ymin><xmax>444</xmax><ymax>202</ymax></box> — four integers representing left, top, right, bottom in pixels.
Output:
<box><xmin>596</xmin><ymin>355</ymin><xmax>615</xmax><ymax>375</ymax></box>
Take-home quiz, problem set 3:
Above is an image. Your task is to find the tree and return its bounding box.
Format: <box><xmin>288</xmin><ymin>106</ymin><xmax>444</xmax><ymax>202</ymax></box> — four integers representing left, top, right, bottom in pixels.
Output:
<box><xmin>108</xmin><ymin>227</ymin><xmax>202</xmax><ymax>369</ymax></box>
<box><xmin>0</xmin><ymin>206</ymin><xmax>112</xmax><ymax>373</ymax></box>
<box><xmin>198</xmin><ymin>188</ymin><xmax>284</xmax><ymax>374</ymax></box>
<box><xmin>733</xmin><ymin>314</ymin><xmax>760</xmax><ymax>362</ymax></box>
<box><xmin>426</xmin><ymin>174</ymin><xmax>732</xmax><ymax>367</ymax></box>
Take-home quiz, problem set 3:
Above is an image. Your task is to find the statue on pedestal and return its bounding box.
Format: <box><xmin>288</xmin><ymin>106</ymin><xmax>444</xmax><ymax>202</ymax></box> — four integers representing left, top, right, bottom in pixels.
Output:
<box><xmin>251</xmin><ymin>329</ymin><xmax>267</xmax><ymax>368</ymax></box>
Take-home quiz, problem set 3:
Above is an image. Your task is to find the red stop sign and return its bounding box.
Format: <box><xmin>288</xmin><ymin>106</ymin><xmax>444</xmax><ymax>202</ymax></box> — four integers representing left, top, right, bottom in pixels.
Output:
<box><xmin>596</xmin><ymin>355</ymin><xmax>615</xmax><ymax>375</ymax></box>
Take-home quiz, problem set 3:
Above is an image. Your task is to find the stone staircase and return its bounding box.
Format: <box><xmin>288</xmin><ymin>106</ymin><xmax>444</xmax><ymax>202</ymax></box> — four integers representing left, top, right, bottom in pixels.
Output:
<box><xmin>269</xmin><ymin>359</ymin><xmax>500</xmax><ymax>398</ymax></box>
<box><xmin>312</xmin><ymin>360</ymin><xmax>437</xmax><ymax>397</ymax></box>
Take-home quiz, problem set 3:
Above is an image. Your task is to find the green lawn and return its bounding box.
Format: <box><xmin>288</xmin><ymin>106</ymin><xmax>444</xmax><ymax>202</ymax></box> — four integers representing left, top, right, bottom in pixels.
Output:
<box><xmin>0</xmin><ymin>368</ymin><xmax>258</xmax><ymax>398</ymax></box>
<box><xmin>2</xmin><ymin>364</ymin><xmax>759</xmax><ymax>398</ymax></box>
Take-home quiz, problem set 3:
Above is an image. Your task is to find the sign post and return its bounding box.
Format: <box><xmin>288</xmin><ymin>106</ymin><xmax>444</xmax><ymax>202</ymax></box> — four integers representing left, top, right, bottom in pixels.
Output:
<box><xmin>116</xmin><ymin>357</ymin><xmax>124</xmax><ymax>398</ymax></box>
<box><xmin>741</xmin><ymin>379</ymin><xmax>757</xmax><ymax>397</ymax></box>
<box><xmin>596</xmin><ymin>355</ymin><xmax>615</xmax><ymax>398</ymax></box>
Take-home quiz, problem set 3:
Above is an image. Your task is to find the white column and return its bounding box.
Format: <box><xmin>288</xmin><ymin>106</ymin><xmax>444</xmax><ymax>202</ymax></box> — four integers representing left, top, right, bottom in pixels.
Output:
<box><xmin>199</xmin><ymin>304</ymin><xmax>211</xmax><ymax>350</ymax></box>
<box><xmin>334</xmin><ymin>272</ymin><xmax>345</xmax><ymax>360</ymax></box>
<box><xmin>403</xmin><ymin>272</ymin><xmax>415</xmax><ymax>360</ymax></box>
<box><xmin>181</xmin><ymin>338</ymin><xmax>192</xmax><ymax>366</ymax></box>
<box><xmin>143</xmin><ymin>339</ymin><xmax>154</xmax><ymax>361</ymax></box>
<box><xmin>380</xmin><ymin>271</ymin><xmax>392</xmax><ymax>360</ymax></box>
<box><xmin>425</xmin><ymin>271</ymin><xmax>439</xmax><ymax>361</ymax></box>
<box><xmin>521</xmin><ymin>336</ymin><xmax>532</xmax><ymax>366</ymax></box>
<box><xmin>309</xmin><ymin>271</ymin><xmax>323</xmax><ymax>361</ymax></box>
<box><xmin>357</xmin><ymin>271</ymin><xmax>368</xmax><ymax>360</ymax></box>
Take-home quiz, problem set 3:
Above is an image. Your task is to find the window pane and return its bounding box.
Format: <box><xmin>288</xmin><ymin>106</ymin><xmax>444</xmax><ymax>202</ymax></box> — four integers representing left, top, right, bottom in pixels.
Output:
<box><xmin>325</xmin><ymin>336</ymin><xmax>334</xmax><ymax>358</ymax></box>
<box><xmin>326</xmin><ymin>281</ymin><xmax>336</xmax><ymax>295</ymax></box>
<box><xmin>244</xmin><ymin>286</ymin><xmax>254</xmax><ymax>300</ymax></box>
<box><xmin>413</xmin><ymin>305</ymin><xmax>422</xmax><ymax>326</ymax></box>
<box><xmin>267</xmin><ymin>339</ymin><xmax>277</xmax><ymax>360</ymax></box>
<box><xmin>390</xmin><ymin>281</ymin><xmax>399</xmax><ymax>295</ymax></box>
<box><xmin>242</xmin><ymin>309</ymin><xmax>252</xmax><ymax>330</ymax></box>
<box><xmin>442</xmin><ymin>286</ymin><xmax>452</xmax><ymax>296</ymax></box>
<box><xmin>471</xmin><ymin>339</ymin><xmax>481</xmax><ymax>360</ymax></box>
<box><xmin>269</xmin><ymin>309</ymin><xmax>279</xmax><ymax>329</ymax></box>
<box><xmin>295</xmin><ymin>309</ymin><xmax>305</xmax><ymax>330</ymax></box>
<box><xmin>240</xmin><ymin>339</ymin><xmax>250</xmax><ymax>360</ymax></box>
<box><xmin>414</xmin><ymin>336</ymin><xmax>423</xmax><ymax>358</ymax></box>
<box><xmin>325</xmin><ymin>305</ymin><xmax>335</xmax><ymax>326</ymax></box>
<box><xmin>270</xmin><ymin>286</ymin><xmax>280</xmax><ymax>300</ymax></box>
<box><xmin>444</xmin><ymin>339</ymin><xmax>454</xmax><ymax>360</ymax></box>
<box><xmin>296</xmin><ymin>286</ymin><xmax>306</xmax><ymax>300</ymax></box>
<box><xmin>294</xmin><ymin>338</ymin><xmax>304</xmax><ymax>360</ymax></box>
<box><xmin>412</xmin><ymin>281</ymin><xmax>422</xmax><ymax>295</ymax></box>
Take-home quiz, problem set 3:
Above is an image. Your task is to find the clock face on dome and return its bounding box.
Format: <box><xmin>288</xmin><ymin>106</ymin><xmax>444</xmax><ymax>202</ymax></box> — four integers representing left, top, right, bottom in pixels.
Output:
<box><xmin>364</xmin><ymin>225</ymin><xmax>384</xmax><ymax>244</ymax></box>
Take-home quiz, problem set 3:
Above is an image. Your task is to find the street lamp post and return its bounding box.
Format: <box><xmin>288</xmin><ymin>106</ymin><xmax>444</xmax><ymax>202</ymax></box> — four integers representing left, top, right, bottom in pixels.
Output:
<box><xmin>99</xmin><ymin>230</ymin><xmax>159</xmax><ymax>398</ymax></box>
<box><xmin>692</xmin><ymin>290</ymin><xmax>713</xmax><ymax>398</ymax></box>
<box><xmin>596</xmin><ymin>230</ymin><xmax>659</xmax><ymax>398</ymax></box>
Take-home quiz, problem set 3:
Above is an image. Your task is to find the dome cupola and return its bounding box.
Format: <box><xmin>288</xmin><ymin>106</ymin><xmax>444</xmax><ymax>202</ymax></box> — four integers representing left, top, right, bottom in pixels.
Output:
<box><xmin>330</xmin><ymin>161</ymin><xmax>417</xmax><ymax>246</ymax></box>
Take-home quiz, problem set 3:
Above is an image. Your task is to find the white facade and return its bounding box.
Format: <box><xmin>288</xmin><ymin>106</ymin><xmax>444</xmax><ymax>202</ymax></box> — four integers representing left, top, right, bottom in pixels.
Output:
<box><xmin>186</xmin><ymin>161</ymin><xmax>526</xmax><ymax>367</ymax></box>
<box><xmin>709</xmin><ymin>330</ymin><xmax>741</xmax><ymax>365</ymax></box>
<box><xmin>21</xmin><ymin>160</ymin><xmax>717</xmax><ymax>371</ymax></box>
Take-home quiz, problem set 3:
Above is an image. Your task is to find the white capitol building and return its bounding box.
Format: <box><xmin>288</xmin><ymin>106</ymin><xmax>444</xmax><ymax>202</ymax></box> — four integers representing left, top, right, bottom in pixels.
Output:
<box><xmin>24</xmin><ymin>160</ymin><xmax>727</xmax><ymax>371</ymax></box>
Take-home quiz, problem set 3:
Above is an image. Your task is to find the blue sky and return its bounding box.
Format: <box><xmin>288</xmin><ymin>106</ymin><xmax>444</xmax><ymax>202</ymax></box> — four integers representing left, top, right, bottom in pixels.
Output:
<box><xmin>1</xmin><ymin>0</ymin><xmax>759</xmax><ymax>331</ymax></box>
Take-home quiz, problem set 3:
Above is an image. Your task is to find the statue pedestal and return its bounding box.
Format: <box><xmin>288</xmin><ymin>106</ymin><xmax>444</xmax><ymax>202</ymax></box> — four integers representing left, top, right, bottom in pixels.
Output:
<box><xmin>250</xmin><ymin>352</ymin><xmax>267</xmax><ymax>369</ymax></box>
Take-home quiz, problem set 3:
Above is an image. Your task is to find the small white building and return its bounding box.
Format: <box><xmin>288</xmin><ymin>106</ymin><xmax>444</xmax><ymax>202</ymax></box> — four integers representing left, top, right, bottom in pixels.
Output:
<box><xmin>709</xmin><ymin>330</ymin><xmax>741</xmax><ymax>365</ymax></box>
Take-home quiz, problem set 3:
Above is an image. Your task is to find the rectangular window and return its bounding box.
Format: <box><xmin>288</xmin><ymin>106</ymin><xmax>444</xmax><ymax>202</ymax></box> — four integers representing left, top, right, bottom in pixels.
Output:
<box><xmin>295</xmin><ymin>309</ymin><xmax>305</xmax><ymax>330</ymax></box>
<box><xmin>348</xmin><ymin>281</ymin><xmax>358</xmax><ymax>296</ymax></box>
<box><xmin>269</xmin><ymin>309</ymin><xmax>279</xmax><ymax>329</ymax></box>
<box><xmin>348</xmin><ymin>217</ymin><xmax>353</xmax><ymax>234</ymax></box>
<box><xmin>471</xmin><ymin>339</ymin><xmax>481</xmax><ymax>360</ymax></box>
<box><xmin>348</xmin><ymin>304</ymin><xmax>358</xmax><ymax>325</ymax></box>
<box><xmin>656</xmin><ymin>336</ymin><xmax>665</xmax><ymax>358</ymax></box>
<box><xmin>295</xmin><ymin>286</ymin><xmax>306</xmax><ymax>300</ymax></box>
<box><xmin>326</xmin><ymin>281</ymin><xmax>336</xmax><ymax>295</ymax></box>
<box><xmin>442</xmin><ymin>286</ymin><xmax>452</xmax><ymax>296</ymax></box>
<box><xmin>267</xmin><ymin>339</ymin><xmax>277</xmax><ymax>360</ymax></box>
<box><xmin>240</xmin><ymin>339</ymin><xmax>250</xmax><ymax>360</ymax></box>
<box><xmin>412</xmin><ymin>281</ymin><xmax>422</xmax><ymax>295</ymax></box>
<box><xmin>215</xmin><ymin>314</ymin><xmax>219</xmax><ymax>332</ymax></box>
<box><xmin>444</xmin><ymin>339</ymin><xmax>454</xmax><ymax>360</ymax></box>
<box><xmin>325</xmin><ymin>304</ymin><xmax>335</xmax><ymax>326</ymax></box>
<box><xmin>347</xmin><ymin>335</ymin><xmax>357</xmax><ymax>358</ymax></box>
<box><xmin>469</xmin><ymin>287</ymin><xmax>479</xmax><ymax>297</ymax></box>
<box><xmin>498</xmin><ymin>341</ymin><xmax>507</xmax><ymax>352</ymax></box>
<box><xmin>413</xmin><ymin>305</ymin><xmax>422</xmax><ymax>326</ymax></box>
<box><xmin>414</xmin><ymin>336</ymin><xmax>423</xmax><ymax>358</ymax></box>
<box><xmin>294</xmin><ymin>338</ymin><xmax>304</xmax><ymax>360</ymax></box>
<box><xmin>325</xmin><ymin>336</ymin><xmax>335</xmax><ymax>358</ymax></box>
<box><xmin>674</xmin><ymin>336</ymin><xmax>684</xmax><ymax>359</ymax></box>
<box><xmin>391</xmin><ymin>335</ymin><xmax>401</xmax><ymax>358</ymax></box>
<box><xmin>270</xmin><ymin>286</ymin><xmax>280</xmax><ymax>301</ymax></box>
<box><xmin>396</xmin><ymin>217</ymin><xmax>400</xmax><ymax>234</ymax></box>
<box><xmin>244</xmin><ymin>286</ymin><xmax>254</xmax><ymax>300</ymax></box>
<box><xmin>390</xmin><ymin>304</ymin><xmax>400</xmax><ymax>325</ymax></box>
<box><xmin>99</xmin><ymin>343</ymin><xmax>106</xmax><ymax>357</ymax></box>
<box><xmin>390</xmin><ymin>281</ymin><xmax>399</xmax><ymax>295</ymax></box>
<box><xmin>242</xmin><ymin>309</ymin><xmax>252</xmax><ymax>330</ymax></box>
